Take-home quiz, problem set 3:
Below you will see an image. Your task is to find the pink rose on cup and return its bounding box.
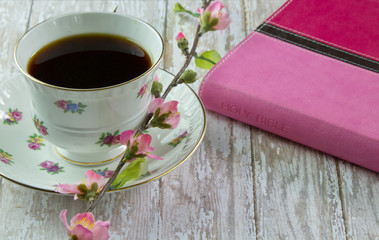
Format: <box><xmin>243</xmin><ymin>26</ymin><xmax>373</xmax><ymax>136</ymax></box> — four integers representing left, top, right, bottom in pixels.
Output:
<box><xmin>0</xmin><ymin>157</ymin><xmax>10</xmax><ymax>164</ymax></box>
<box><xmin>40</xmin><ymin>160</ymin><xmax>64</xmax><ymax>175</ymax></box>
<box><xmin>0</xmin><ymin>149</ymin><xmax>13</xmax><ymax>165</ymax></box>
<box><xmin>40</xmin><ymin>160</ymin><xmax>55</xmax><ymax>169</ymax></box>
<box><xmin>3</xmin><ymin>108</ymin><xmax>23</xmax><ymax>125</ymax></box>
<box><xmin>56</xmin><ymin>100</ymin><xmax>69</xmax><ymax>110</ymax></box>
<box><xmin>102</xmin><ymin>135</ymin><xmax>114</xmax><ymax>145</ymax></box>
<box><xmin>12</xmin><ymin>110</ymin><xmax>23</xmax><ymax>121</ymax></box>
<box><xmin>27</xmin><ymin>133</ymin><xmax>45</xmax><ymax>150</ymax></box>
<box><xmin>39</xmin><ymin>126</ymin><xmax>48</xmax><ymax>135</ymax></box>
<box><xmin>96</xmin><ymin>130</ymin><xmax>120</xmax><ymax>147</ymax></box>
<box><xmin>28</xmin><ymin>142</ymin><xmax>41</xmax><ymax>150</ymax></box>
<box><xmin>33</xmin><ymin>115</ymin><xmax>48</xmax><ymax>135</ymax></box>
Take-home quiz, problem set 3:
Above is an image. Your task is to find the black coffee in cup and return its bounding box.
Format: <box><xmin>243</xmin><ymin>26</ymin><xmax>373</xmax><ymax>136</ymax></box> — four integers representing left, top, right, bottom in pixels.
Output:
<box><xmin>27</xmin><ymin>33</ymin><xmax>152</xmax><ymax>89</ymax></box>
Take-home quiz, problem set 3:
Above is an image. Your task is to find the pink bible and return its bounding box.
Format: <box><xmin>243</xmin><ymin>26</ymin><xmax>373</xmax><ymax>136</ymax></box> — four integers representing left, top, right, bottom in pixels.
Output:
<box><xmin>199</xmin><ymin>0</ymin><xmax>379</xmax><ymax>172</ymax></box>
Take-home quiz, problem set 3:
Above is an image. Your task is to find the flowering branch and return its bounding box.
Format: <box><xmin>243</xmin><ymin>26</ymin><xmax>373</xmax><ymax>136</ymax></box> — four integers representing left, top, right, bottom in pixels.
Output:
<box><xmin>57</xmin><ymin>1</ymin><xmax>230</xmax><ymax>239</ymax></box>
<box><xmin>87</xmin><ymin>2</ymin><xmax>218</xmax><ymax>212</ymax></box>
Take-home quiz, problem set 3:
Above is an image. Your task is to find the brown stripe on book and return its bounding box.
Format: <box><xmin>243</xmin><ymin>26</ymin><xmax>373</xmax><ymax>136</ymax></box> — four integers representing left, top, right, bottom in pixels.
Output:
<box><xmin>256</xmin><ymin>23</ymin><xmax>379</xmax><ymax>73</ymax></box>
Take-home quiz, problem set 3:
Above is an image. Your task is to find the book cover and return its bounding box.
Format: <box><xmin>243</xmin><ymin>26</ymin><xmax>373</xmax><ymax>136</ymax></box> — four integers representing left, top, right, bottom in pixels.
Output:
<box><xmin>198</xmin><ymin>0</ymin><xmax>379</xmax><ymax>172</ymax></box>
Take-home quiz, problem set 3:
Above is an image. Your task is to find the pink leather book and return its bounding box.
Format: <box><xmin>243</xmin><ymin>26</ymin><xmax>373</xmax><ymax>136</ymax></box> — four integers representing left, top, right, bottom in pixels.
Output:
<box><xmin>198</xmin><ymin>0</ymin><xmax>379</xmax><ymax>172</ymax></box>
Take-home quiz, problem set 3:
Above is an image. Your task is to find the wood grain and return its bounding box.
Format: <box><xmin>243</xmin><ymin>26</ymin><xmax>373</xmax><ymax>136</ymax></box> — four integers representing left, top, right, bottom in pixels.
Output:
<box><xmin>0</xmin><ymin>0</ymin><xmax>378</xmax><ymax>239</ymax></box>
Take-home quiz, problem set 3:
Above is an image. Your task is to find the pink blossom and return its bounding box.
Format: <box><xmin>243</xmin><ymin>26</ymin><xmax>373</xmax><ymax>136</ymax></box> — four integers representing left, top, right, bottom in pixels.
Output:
<box><xmin>120</xmin><ymin>130</ymin><xmax>162</xmax><ymax>160</ymax></box>
<box><xmin>28</xmin><ymin>142</ymin><xmax>41</xmax><ymax>150</ymax></box>
<box><xmin>11</xmin><ymin>111</ymin><xmax>22</xmax><ymax>121</ymax></box>
<box><xmin>148</xmin><ymin>98</ymin><xmax>180</xmax><ymax>129</ymax></box>
<box><xmin>175</xmin><ymin>32</ymin><xmax>185</xmax><ymax>41</ymax></box>
<box><xmin>198</xmin><ymin>1</ymin><xmax>230</xmax><ymax>31</ymax></box>
<box><xmin>85</xmin><ymin>170</ymin><xmax>105</xmax><ymax>190</ymax></box>
<box><xmin>55</xmin><ymin>170</ymin><xmax>105</xmax><ymax>200</ymax></box>
<box><xmin>60</xmin><ymin>210</ymin><xmax>110</xmax><ymax>240</ymax></box>
<box><xmin>56</xmin><ymin>100</ymin><xmax>69</xmax><ymax>109</ymax></box>
<box><xmin>40</xmin><ymin>160</ymin><xmax>54</xmax><ymax>169</ymax></box>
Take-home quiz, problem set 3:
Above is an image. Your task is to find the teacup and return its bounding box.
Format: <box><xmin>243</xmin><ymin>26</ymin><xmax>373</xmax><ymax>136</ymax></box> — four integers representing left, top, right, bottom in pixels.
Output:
<box><xmin>14</xmin><ymin>12</ymin><xmax>164</xmax><ymax>165</ymax></box>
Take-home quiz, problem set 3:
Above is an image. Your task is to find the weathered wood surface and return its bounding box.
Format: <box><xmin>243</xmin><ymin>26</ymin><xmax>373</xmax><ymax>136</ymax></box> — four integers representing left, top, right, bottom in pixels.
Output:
<box><xmin>0</xmin><ymin>0</ymin><xmax>378</xmax><ymax>239</ymax></box>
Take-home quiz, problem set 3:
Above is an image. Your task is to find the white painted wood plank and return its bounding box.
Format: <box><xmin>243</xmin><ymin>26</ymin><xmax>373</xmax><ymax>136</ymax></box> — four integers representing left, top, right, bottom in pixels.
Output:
<box><xmin>0</xmin><ymin>0</ymin><xmax>32</xmax><ymax>80</ymax></box>
<box><xmin>159</xmin><ymin>1</ymin><xmax>256</xmax><ymax>239</ymax></box>
<box><xmin>243</xmin><ymin>0</ymin><xmax>348</xmax><ymax>238</ymax></box>
<box><xmin>337</xmin><ymin>162</ymin><xmax>379</xmax><ymax>239</ymax></box>
<box><xmin>252</xmin><ymin>129</ymin><xmax>346</xmax><ymax>239</ymax></box>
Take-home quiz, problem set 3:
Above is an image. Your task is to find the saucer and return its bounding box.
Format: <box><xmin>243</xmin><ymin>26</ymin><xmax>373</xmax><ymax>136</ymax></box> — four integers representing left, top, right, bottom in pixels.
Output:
<box><xmin>0</xmin><ymin>69</ymin><xmax>206</xmax><ymax>193</ymax></box>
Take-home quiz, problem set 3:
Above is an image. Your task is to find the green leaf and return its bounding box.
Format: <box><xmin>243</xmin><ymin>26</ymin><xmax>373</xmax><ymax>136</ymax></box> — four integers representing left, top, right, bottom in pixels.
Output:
<box><xmin>173</xmin><ymin>3</ymin><xmax>186</xmax><ymax>12</ymax></box>
<box><xmin>195</xmin><ymin>50</ymin><xmax>221</xmax><ymax>70</ymax></box>
<box><xmin>112</xmin><ymin>158</ymin><xmax>145</xmax><ymax>188</ymax></box>
<box><xmin>173</xmin><ymin>3</ymin><xmax>200</xmax><ymax>17</ymax></box>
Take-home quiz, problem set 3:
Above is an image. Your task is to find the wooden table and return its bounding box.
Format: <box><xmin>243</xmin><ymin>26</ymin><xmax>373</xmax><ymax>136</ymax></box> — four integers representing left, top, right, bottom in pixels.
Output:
<box><xmin>1</xmin><ymin>0</ymin><xmax>378</xmax><ymax>239</ymax></box>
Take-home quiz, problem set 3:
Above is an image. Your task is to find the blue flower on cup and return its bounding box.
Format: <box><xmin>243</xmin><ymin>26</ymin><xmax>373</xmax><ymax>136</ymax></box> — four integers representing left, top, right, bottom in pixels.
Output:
<box><xmin>55</xmin><ymin>100</ymin><xmax>87</xmax><ymax>114</ymax></box>
<box><xmin>67</xmin><ymin>103</ymin><xmax>78</xmax><ymax>111</ymax></box>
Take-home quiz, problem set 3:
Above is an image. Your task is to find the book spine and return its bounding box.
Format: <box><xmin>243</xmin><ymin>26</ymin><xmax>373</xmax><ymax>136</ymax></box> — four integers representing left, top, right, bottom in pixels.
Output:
<box><xmin>199</xmin><ymin>81</ymin><xmax>379</xmax><ymax>172</ymax></box>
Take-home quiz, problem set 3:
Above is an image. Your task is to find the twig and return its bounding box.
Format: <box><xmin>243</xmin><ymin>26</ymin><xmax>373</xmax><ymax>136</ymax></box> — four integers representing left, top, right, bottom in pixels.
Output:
<box><xmin>85</xmin><ymin>0</ymin><xmax>212</xmax><ymax>213</ymax></box>
<box><xmin>86</xmin><ymin>156</ymin><xmax>126</xmax><ymax>212</ymax></box>
<box><xmin>161</xmin><ymin>24</ymin><xmax>201</xmax><ymax>99</ymax></box>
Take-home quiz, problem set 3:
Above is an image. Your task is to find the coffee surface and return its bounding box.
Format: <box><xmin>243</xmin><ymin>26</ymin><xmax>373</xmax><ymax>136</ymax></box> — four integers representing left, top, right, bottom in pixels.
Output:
<box><xmin>27</xmin><ymin>33</ymin><xmax>152</xmax><ymax>89</ymax></box>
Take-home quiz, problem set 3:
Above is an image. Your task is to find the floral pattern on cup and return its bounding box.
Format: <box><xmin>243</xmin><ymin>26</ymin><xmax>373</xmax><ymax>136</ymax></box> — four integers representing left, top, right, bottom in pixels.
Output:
<box><xmin>27</xmin><ymin>133</ymin><xmax>45</xmax><ymax>150</ymax></box>
<box><xmin>3</xmin><ymin>108</ymin><xmax>22</xmax><ymax>126</ymax></box>
<box><xmin>33</xmin><ymin>115</ymin><xmax>48</xmax><ymax>135</ymax></box>
<box><xmin>168</xmin><ymin>130</ymin><xmax>188</xmax><ymax>147</ymax></box>
<box><xmin>136</xmin><ymin>77</ymin><xmax>153</xmax><ymax>99</ymax></box>
<box><xmin>91</xmin><ymin>168</ymin><xmax>114</xmax><ymax>178</ymax></box>
<box><xmin>39</xmin><ymin>161</ymin><xmax>64</xmax><ymax>175</ymax></box>
<box><xmin>0</xmin><ymin>149</ymin><xmax>13</xmax><ymax>165</ymax></box>
<box><xmin>95</xmin><ymin>130</ymin><xmax>120</xmax><ymax>147</ymax></box>
<box><xmin>55</xmin><ymin>100</ymin><xmax>87</xmax><ymax>114</ymax></box>
<box><xmin>138</xmin><ymin>169</ymin><xmax>158</xmax><ymax>179</ymax></box>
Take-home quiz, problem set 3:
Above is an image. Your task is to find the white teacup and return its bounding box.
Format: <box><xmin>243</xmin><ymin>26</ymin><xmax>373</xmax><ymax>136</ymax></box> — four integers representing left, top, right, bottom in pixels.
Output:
<box><xmin>14</xmin><ymin>12</ymin><xmax>164</xmax><ymax>165</ymax></box>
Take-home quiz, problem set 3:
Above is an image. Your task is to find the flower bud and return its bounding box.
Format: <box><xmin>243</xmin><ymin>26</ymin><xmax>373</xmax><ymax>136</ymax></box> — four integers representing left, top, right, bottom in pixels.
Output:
<box><xmin>180</xmin><ymin>69</ymin><xmax>197</xmax><ymax>84</ymax></box>
<box><xmin>151</xmin><ymin>81</ymin><xmax>163</xmax><ymax>96</ymax></box>
<box><xmin>176</xmin><ymin>32</ymin><xmax>189</xmax><ymax>55</ymax></box>
<box><xmin>151</xmin><ymin>74</ymin><xmax>163</xmax><ymax>97</ymax></box>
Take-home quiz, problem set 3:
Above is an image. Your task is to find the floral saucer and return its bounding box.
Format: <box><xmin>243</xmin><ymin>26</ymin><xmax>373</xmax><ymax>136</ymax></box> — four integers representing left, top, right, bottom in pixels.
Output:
<box><xmin>0</xmin><ymin>69</ymin><xmax>206</xmax><ymax>193</ymax></box>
